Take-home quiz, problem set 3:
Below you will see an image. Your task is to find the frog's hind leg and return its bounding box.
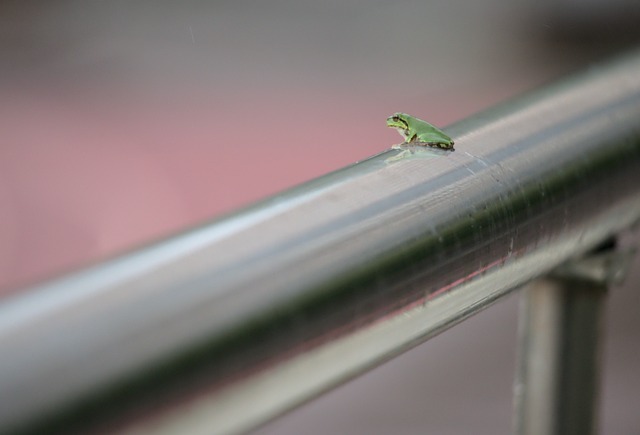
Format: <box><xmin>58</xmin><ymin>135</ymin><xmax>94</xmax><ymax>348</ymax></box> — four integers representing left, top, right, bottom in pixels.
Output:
<box><xmin>413</xmin><ymin>141</ymin><xmax>455</xmax><ymax>150</ymax></box>
<box><xmin>434</xmin><ymin>141</ymin><xmax>455</xmax><ymax>151</ymax></box>
<box><xmin>416</xmin><ymin>131</ymin><xmax>454</xmax><ymax>150</ymax></box>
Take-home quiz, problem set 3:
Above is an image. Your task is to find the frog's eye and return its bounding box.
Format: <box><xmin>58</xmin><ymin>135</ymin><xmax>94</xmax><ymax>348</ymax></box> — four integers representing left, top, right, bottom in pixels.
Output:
<box><xmin>392</xmin><ymin>116</ymin><xmax>400</xmax><ymax>122</ymax></box>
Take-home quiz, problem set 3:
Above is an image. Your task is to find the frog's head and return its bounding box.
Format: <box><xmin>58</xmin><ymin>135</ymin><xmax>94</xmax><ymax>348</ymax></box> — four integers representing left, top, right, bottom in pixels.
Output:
<box><xmin>386</xmin><ymin>113</ymin><xmax>411</xmax><ymax>138</ymax></box>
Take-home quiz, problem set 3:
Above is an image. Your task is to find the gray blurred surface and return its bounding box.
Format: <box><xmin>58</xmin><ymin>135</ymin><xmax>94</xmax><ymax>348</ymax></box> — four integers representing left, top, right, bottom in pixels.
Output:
<box><xmin>1</xmin><ymin>1</ymin><xmax>639</xmax><ymax>434</ymax></box>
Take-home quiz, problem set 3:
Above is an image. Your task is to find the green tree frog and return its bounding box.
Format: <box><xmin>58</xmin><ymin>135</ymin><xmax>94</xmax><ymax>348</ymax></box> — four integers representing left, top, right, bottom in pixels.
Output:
<box><xmin>386</xmin><ymin>113</ymin><xmax>454</xmax><ymax>150</ymax></box>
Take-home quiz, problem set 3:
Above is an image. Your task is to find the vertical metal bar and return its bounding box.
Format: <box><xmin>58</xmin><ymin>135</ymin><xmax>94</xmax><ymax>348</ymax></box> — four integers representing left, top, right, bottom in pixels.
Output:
<box><xmin>514</xmin><ymin>275</ymin><xmax>607</xmax><ymax>435</ymax></box>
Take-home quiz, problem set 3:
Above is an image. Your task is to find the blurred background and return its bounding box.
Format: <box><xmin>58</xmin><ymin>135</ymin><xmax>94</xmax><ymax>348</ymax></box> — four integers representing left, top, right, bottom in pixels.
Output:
<box><xmin>1</xmin><ymin>0</ymin><xmax>639</xmax><ymax>433</ymax></box>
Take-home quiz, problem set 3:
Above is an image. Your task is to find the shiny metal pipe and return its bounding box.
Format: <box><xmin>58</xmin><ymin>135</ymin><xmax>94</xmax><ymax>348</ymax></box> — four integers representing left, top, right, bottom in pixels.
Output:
<box><xmin>2</xmin><ymin>51</ymin><xmax>640</xmax><ymax>434</ymax></box>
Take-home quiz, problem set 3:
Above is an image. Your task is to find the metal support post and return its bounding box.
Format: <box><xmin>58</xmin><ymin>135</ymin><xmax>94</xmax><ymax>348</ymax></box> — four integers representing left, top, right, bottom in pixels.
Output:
<box><xmin>514</xmin><ymin>242</ymin><xmax>632</xmax><ymax>435</ymax></box>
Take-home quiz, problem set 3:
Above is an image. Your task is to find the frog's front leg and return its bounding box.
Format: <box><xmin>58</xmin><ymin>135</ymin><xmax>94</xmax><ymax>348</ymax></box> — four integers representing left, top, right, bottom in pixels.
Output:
<box><xmin>391</xmin><ymin>135</ymin><xmax>414</xmax><ymax>149</ymax></box>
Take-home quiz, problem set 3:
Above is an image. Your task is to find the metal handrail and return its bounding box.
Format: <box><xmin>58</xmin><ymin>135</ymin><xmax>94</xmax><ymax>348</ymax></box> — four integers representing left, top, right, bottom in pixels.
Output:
<box><xmin>2</xmin><ymin>50</ymin><xmax>640</xmax><ymax>434</ymax></box>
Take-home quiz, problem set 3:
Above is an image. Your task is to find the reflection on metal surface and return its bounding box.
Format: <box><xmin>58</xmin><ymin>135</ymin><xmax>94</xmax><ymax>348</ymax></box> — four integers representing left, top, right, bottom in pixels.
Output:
<box><xmin>2</xmin><ymin>50</ymin><xmax>640</xmax><ymax>434</ymax></box>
